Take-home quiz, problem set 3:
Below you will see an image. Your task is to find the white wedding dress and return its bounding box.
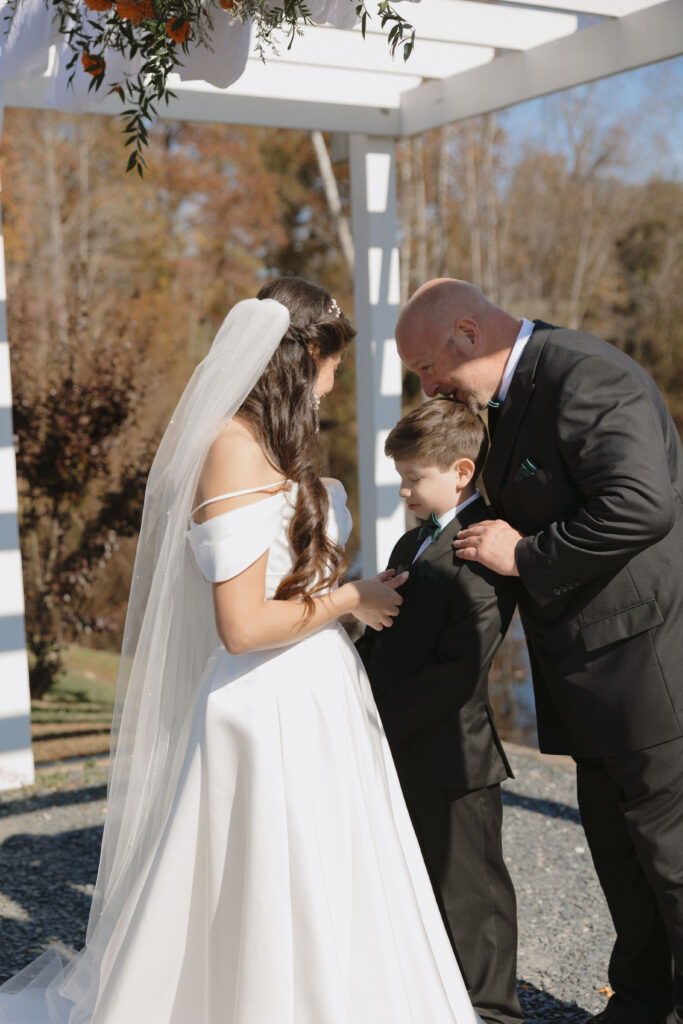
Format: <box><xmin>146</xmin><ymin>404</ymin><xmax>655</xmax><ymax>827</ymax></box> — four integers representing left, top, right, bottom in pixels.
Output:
<box><xmin>0</xmin><ymin>479</ymin><xmax>479</xmax><ymax>1024</ymax></box>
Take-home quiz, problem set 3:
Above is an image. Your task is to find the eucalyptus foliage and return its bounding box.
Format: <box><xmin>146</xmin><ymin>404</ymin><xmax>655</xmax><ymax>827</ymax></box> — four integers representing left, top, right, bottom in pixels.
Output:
<box><xmin>4</xmin><ymin>0</ymin><xmax>416</xmax><ymax>174</ymax></box>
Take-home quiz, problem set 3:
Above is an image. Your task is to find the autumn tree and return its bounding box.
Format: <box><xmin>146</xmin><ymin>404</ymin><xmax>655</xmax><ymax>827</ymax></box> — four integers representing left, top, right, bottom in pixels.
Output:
<box><xmin>3</xmin><ymin>112</ymin><xmax>291</xmax><ymax>691</ymax></box>
<box><xmin>395</xmin><ymin>86</ymin><xmax>683</xmax><ymax>432</ymax></box>
<box><xmin>608</xmin><ymin>178</ymin><xmax>683</xmax><ymax>424</ymax></box>
<box><xmin>3</xmin><ymin>110</ymin><xmax>182</xmax><ymax>694</ymax></box>
<box><xmin>2</xmin><ymin>111</ymin><xmax>363</xmax><ymax>691</ymax></box>
<box><xmin>4</xmin><ymin>85</ymin><xmax>682</xmax><ymax>703</ymax></box>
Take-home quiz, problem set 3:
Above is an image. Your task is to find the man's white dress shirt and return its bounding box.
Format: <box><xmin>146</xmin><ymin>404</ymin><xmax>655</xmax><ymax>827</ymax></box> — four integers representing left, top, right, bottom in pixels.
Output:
<box><xmin>496</xmin><ymin>318</ymin><xmax>535</xmax><ymax>403</ymax></box>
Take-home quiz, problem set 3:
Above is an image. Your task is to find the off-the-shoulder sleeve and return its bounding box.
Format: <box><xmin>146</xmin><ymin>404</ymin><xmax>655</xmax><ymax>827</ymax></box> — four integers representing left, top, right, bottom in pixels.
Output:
<box><xmin>186</xmin><ymin>493</ymin><xmax>286</xmax><ymax>583</ymax></box>
<box><xmin>323</xmin><ymin>478</ymin><xmax>353</xmax><ymax>547</ymax></box>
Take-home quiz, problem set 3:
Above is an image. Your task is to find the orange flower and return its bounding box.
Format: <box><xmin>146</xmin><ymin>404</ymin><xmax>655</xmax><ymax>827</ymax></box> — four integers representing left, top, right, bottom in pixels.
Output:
<box><xmin>83</xmin><ymin>0</ymin><xmax>113</xmax><ymax>10</ymax></box>
<box><xmin>166</xmin><ymin>16</ymin><xmax>191</xmax><ymax>42</ymax></box>
<box><xmin>116</xmin><ymin>0</ymin><xmax>155</xmax><ymax>23</ymax></box>
<box><xmin>219</xmin><ymin>0</ymin><xmax>237</xmax><ymax>8</ymax></box>
<box><xmin>81</xmin><ymin>52</ymin><xmax>106</xmax><ymax>76</ymax></box>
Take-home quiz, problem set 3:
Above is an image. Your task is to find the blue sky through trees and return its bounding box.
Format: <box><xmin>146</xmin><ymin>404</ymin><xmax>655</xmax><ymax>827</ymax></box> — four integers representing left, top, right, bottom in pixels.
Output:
<box><xmin>504</xmin><ymin>55</ymin><xmax>683</xmax><ymax>182</ymax></box>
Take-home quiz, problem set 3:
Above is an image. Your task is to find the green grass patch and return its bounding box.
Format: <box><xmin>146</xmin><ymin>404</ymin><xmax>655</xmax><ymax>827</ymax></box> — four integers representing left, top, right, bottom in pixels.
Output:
<box><xmin>31</xmin><ymin>645</ymin><xmax>119</xmax><ymax>724</ymax></box>
<box><xmin>61</xmin><ymin>644</ymin><xmax>120</xmax><ymax>688</ymax></box>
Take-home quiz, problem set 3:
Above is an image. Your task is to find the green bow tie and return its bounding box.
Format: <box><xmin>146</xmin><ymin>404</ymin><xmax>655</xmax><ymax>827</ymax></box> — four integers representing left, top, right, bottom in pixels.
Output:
<box><xmin>417</xmin><ymin>512</ymin><xmax>443</xmax><ymax>544</ymax></box>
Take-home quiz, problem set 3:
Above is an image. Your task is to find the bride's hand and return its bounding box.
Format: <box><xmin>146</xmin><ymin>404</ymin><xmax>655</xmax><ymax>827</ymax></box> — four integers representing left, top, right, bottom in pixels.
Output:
<box><xmin>347</xmin><ymin>572</ymin><xmax>408</xmax><ymax>630</ymax></box>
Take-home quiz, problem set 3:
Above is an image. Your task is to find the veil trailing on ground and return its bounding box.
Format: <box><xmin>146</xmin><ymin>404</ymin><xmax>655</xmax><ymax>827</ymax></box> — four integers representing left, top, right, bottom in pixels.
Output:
<box><xmin>0</xmin><ymin>297</ymin><xmax>290</xmax><ymax>1023</ymax></box>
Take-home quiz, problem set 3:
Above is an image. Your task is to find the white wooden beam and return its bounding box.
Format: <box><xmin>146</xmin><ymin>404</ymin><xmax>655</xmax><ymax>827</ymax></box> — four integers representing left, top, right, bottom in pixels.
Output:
<box><xmin>496</xmin><ymin>0</ymin><xmax>663</xmax><ymax>15</ymax></box>
<box><xmin>405</xmin><ymin>0</ymin><xmax>577</xmax><ymax>49</ymax></box>
<box><xmin>176</xmin><ymin>61</ymin><xmax>421</xmax><ymax>108</ymax></box>
<box><xmin>2</xmin><ymin>67</ymin><xmax>404</xmax><ymax>135</ymax></box>
<box><xmin>249</xmin><ymin>28</ymin><xmax>495</xmax><ymax>79</ymax></box>
<box><xmin>349</xmin><ymin>134</ymin><xmax>404</xmax><ymax>575</ymax></box>
<box><xmin>400</xmin><ymin>0</ymin><xmax>683</xmax><ymax>135</ymax></box>
<box><xmin>0</xmin><ymin>170</ymin><xmax>34</xmax><ymax>792</ymax></box>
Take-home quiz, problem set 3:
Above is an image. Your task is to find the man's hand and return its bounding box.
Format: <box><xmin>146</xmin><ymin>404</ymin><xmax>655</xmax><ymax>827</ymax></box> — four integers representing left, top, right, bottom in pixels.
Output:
<box><xmin>453</xmin><ymin>520</ymin><xmax>523</xmax><ymax>576</ymax></box>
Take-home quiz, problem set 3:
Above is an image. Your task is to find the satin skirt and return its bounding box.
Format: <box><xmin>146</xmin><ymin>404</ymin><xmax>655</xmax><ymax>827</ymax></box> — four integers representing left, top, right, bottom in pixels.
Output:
<box><xmin>1</xmin><ymin>625</ymin><xmax>478</xmax><ymax>1024</ymax></box>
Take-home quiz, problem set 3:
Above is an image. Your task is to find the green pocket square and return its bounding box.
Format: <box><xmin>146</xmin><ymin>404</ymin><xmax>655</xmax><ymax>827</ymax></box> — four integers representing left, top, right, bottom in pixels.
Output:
<box><xmin>514</xmin><ymin>457</ymin><xmax>541</xmax><ymax>482</ymax></box>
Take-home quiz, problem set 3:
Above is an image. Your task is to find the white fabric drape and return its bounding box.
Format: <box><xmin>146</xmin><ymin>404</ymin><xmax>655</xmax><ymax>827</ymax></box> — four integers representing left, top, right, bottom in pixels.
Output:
<box><xmin>0</xmin><ymin>0</ymin><xmax>421</xmax><ymax>116</ymax></box>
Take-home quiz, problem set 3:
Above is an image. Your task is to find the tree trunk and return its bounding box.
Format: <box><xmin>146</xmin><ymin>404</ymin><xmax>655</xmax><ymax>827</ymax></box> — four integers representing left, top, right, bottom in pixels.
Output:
<box><xmin>412</xmin><ymin>136</ymin><xmax>428</xmax><ymax>286</ymax></box>
<box><xmin>77</xmin><ymin>122</ymin><xmax>91</xmax><ymax>344</ymax></box>
<box><xmin>311</xmin><ymin>131</ymin><xmax>354</xmax><ymax>278</ymax></box>
<box><xmin>483</xmin><ymin>113</ymin><xmax>499</xmax><ymax>303</ymax></box>
<box><xmin>567</xmin><ymin>181</ymin><xmax>594</xmax><ymax>329</ymax></box>
<box><xmin>399</xmin><ymin>140</ymin><xmax>413</xmax><ymax>304</ymax></box>
<box><xmin>43</xmin><ymin>117</ymin><xmax>70</xmax><ymax>369</ymax></box>
<box><xmin>433</xmin><ymin>125</ymin><xmax>452</xmax><ymax>278</ymax></box>
<box><xmin>463</xmin><ymin>121</ymin><xmax>483</xmax><ymax>288</ymax></box>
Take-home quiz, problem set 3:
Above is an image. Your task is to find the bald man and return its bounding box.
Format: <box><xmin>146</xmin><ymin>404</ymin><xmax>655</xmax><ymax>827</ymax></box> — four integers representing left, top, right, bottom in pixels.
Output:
<box><xmin>396</xmin><ymin>280</ymin><xmax>683</xmax><ymax>1024</ymax></box>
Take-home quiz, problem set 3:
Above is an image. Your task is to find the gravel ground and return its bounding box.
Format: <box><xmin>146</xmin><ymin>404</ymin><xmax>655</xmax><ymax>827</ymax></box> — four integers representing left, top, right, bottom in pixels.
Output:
<box><xmin>503</xmin><ymin>747</ymin><xmax>612</xmax><ymax>1022</ymax></box>
<box><xmin>0</xmin><ymin>748</ymin><xmax>613</xmax><ymax>1021</ymax></box>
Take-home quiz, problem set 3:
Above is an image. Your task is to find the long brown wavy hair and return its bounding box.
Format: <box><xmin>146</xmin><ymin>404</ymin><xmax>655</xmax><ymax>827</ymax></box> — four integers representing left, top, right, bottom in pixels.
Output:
<box><xmin>237</xmin><ymin>276</ymin><xmax>356</xmax><ymax>608</ymax></box>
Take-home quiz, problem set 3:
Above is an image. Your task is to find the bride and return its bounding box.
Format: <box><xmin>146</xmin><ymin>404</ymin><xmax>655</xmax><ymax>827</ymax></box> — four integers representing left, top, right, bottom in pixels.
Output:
<box><xmin>0</xmin><ymin>277</ymin><xmax>479</xmax><ymax>1023</ymax></box>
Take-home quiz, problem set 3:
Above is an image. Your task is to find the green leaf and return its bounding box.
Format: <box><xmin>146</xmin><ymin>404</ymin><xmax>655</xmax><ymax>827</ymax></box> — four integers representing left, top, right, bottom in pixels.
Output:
<box><xmin>33</xmin><ymin>0</ymin><xmax>416</xmax><ymax>177</ymax></box>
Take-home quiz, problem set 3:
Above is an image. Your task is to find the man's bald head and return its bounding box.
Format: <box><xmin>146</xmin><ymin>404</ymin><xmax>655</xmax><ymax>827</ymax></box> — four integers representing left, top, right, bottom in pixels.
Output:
<box><xmin>395</xmin><ymin>278</ymin><xmax>520</xmax><ymax>409</ymax></box>
<box><xmin>396</xmin><ymin>279</ymin><xmax>492</xmax><ymax>346</ymax></box>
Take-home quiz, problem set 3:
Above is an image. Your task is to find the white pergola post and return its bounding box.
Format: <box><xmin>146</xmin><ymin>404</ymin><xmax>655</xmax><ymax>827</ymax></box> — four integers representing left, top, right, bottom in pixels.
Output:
<box><xmin>349</xmin><ymin>134</ymin><xmax>404</xmax><ymax>576</ymax></box>
<box><xmin>0</xmin><ymin>170</ymin><xmax>34</xmax><ymax>791</ymax></box>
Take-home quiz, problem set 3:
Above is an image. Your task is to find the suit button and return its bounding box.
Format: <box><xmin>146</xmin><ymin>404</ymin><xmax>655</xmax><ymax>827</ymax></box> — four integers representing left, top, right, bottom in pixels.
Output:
<box><xmin>375</xmin><ymin>639</ymin><xmax>384</xmax><ymax>650</ymax></box>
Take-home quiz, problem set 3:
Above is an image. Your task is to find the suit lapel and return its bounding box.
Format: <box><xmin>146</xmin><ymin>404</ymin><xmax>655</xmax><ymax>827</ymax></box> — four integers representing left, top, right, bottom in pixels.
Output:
<box><xmin>388</xmin><ymin>530</ymin><xmax>421</xmax><ymax>579</ymax></box>
<box><xmin>412</xmin><ymin>496</ymin><xmax>489</xmax><ymax>573</ymax></box>
<box><xmin>416</xmin><ymin>520</ymin><xmax>457</xmax><ymax>568</ymax></box>
<box><xmin>483</xmin><ymin>320</ymin><xmax>551</xmax><ymax>504</ymax></box>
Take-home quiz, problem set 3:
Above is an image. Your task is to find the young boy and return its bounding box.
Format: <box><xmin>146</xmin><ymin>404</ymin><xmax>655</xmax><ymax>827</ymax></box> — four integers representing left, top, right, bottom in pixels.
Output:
<box><xmin>356</xmin><ymin>398</ymin><xmax>522</xmax><ymax>1024</ymax></box>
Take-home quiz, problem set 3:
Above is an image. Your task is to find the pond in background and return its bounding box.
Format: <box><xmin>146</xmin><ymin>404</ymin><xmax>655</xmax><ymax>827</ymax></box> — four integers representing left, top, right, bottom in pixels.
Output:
<box><xmin>488</xmin><ymin>610</ymin><xmax>538</xmax><ymax>749</ymax></box>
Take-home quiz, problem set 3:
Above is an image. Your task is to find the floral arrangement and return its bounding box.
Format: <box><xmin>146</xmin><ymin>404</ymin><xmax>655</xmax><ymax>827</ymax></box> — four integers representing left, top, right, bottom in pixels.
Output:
<box><xmin>4</xmin><ymin>0</ymin><xmax>416</xmax><ymax>174</ymax></box>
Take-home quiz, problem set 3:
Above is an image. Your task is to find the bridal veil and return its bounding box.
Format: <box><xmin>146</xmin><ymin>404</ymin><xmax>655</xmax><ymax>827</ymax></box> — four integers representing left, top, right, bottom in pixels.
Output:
<box><xmin>0</xmin><ymin>297</ymin><xmax>290</xmax><ymax>1023</ymax></box>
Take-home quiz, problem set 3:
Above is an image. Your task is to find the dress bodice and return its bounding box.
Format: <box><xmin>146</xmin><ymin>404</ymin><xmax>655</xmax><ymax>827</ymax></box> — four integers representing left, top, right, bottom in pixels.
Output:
<box><xmin>187</xmin><ymin>479</ymin><xmax>352</xmax><ymax>598</ymax></box>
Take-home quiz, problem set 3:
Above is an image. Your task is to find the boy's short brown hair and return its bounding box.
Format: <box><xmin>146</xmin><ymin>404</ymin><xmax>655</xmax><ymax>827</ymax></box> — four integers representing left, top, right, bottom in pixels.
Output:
<box><xmin>385</xmin><ymin>398</ymin><xmax>487</xmax><ymax>478</ymax></box>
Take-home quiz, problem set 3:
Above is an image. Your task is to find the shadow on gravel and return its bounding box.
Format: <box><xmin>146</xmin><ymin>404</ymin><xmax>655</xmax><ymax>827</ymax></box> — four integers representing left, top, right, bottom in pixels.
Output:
<box><xmin>0</xmin><ymin>825</ymin><xmax>101</xmax><ymax>983</ymax></box>
<box><xmin>503</xmin><ymin>789</ymin><xmax>581</xmax><ymax>824</ymax></box>
<box><xmin>0</xmin><ymin>785</ymin><xmax>108</xmax><ymax>820</ymax></box>
<box><xmin>519</xmin><ymin>978</ymin><xmax>593</xmax><ymax>1022</ymax></box>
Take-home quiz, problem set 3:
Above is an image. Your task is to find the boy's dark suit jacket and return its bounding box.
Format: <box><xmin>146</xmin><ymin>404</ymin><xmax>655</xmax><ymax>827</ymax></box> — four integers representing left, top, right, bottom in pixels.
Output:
<box><xmin>356</xmin><ymin>495</ymin><xmax>516</xmax><ymax>791</ymax></box>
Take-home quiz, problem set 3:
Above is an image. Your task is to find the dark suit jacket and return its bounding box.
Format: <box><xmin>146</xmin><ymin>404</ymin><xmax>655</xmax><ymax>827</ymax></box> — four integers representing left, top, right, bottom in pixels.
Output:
<box><xmin>356</xmin><ymin>497</ymin><xmax>516</xmax><ymax>790</ymax></box>
<box><xmin>484</xmin><ymin>319</ymin><xmax>683</xmax><ymax>758</ymax></box>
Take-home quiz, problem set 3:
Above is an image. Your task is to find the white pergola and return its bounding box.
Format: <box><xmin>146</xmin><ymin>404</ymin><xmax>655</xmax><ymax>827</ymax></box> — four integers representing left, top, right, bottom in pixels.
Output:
<box><xmin>1</xmin><ymin>0</ymin><xmax>681</xmax><ymax>789</ymax></box>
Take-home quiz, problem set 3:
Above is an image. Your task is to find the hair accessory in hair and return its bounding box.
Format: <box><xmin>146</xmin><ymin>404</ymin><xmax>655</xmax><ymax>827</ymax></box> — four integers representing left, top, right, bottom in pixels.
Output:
<box><xmin>328</xmin><ymin>298</ymin><xmax>341</xmax><ymax>318</ymax></box>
